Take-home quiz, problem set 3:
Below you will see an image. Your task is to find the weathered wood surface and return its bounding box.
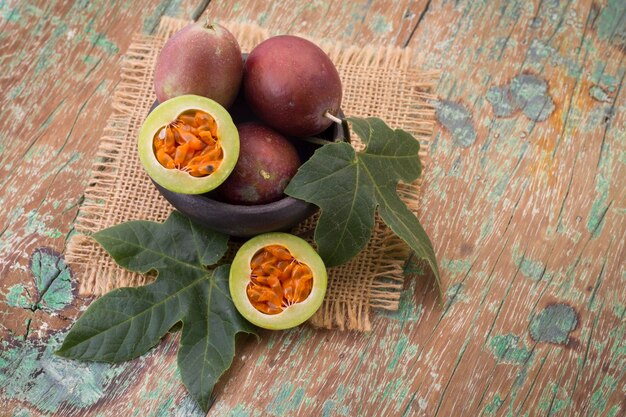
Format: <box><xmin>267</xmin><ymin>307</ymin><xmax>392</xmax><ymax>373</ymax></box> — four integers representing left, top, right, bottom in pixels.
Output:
<box><xmin>1</xmin><ymin>0</ymin><xmax>624</xmax><ymax>416</ymax></box>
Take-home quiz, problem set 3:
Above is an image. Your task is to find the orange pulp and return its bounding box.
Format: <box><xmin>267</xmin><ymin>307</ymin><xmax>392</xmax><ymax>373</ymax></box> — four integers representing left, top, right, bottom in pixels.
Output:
<box><xmin>153</xmin><ymin>109</ymin><xmax>223</xmax><ymax>177</ymax></box>
<box><xmin>246</xmin><ymin>245</ymin><xmax>314</xmax><ymax>315</ymax></box>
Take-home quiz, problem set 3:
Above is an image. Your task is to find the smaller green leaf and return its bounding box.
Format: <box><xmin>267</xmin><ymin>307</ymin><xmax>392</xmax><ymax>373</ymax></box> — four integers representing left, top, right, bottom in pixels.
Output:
<box><xmin>285</xmin><ymin>117</ymin><xmax>441</xmax><ymax>296</ymax></box>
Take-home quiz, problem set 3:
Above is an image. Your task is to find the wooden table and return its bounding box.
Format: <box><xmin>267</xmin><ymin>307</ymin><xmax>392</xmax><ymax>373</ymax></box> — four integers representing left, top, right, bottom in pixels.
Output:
<box><xmin>1</xmin><ymin>1</ymin><xmax>624</xmax><ymax>415</ymax></box>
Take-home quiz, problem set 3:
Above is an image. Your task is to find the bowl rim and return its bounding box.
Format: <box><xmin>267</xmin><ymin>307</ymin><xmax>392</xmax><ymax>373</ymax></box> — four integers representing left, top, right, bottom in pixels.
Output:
<box><xmin>178</xmin><ymin>188</ymin><xmax>310</xmax><ymax>213</ymax></box>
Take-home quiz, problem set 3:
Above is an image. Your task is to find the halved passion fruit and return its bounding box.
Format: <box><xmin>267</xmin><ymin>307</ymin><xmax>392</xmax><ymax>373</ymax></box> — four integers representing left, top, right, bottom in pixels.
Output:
<box><xmin>230</xmin><ymin>233</ymin><xmax>327</xmax><ymax>330</ymax></box>
<box><xmin>138</xmin><ymin>95</ymin><xmax>239</xmax><ymax>194</ymax></box>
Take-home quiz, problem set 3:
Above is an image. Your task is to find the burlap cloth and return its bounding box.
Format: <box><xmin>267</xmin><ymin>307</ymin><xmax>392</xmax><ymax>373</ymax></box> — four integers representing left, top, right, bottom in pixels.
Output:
<box><xmin>65</xmin><ymin>17</ymin><xmax>437</xmax><ymax>331</ymax></box>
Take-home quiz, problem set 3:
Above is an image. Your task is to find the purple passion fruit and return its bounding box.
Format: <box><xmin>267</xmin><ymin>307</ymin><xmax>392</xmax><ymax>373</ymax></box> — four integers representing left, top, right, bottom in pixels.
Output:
<box><xmin>243</xmin><ymin>35</ymin><xmax>342</xmax><ymax>137</ymax></box>
<box><xmin>154</xmin><ymin>21</ymin><xmax>243</xmax><ymax>108</ymax></box>
<box><xmin>217</xmin><ymin>122</ymin><xmax>301</xmax><ymax>205</ymax></box>
<box><xmin>230</xmin><ymin>233</ymin><xmax>327</xmax><ymax>329</ymax></box>
<box><xmin>138</xmin><ymin>95</ymin><xmax>239</xmax><ymax>194</ymax></box>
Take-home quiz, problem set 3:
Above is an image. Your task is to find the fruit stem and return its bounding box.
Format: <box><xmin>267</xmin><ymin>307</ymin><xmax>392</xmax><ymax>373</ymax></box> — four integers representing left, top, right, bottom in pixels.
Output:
<box><xmin>324</xmin><ymin>111</ymin><xmax>343</xmax><ymax>125</ymax></box>
<box><xmin>324</xmin><ymin>112</ymin><xmax>350</xmax><ymax>142</ymax></box>
<box><xmin>203</xmin><ymin>15</ymin><xmax>214</xmax><ymax>30</ymax></box>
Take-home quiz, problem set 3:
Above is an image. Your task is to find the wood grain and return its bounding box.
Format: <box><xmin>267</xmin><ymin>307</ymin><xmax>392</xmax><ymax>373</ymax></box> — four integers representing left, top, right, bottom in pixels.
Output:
<box><xmin>1</xmin><ymin>0</ymin><xmax>624</xmax><ymax>416</ymax></box>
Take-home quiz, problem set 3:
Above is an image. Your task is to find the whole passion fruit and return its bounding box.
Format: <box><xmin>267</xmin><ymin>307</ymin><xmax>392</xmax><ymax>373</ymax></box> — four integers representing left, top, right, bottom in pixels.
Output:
<box><xmin>243</xmin><ymin>35</ymin><xmax>342</xmax><ymax>137</ymax></box>
<box><xmin>154</xmin><ymin>21</ymin><xmax>243</xmax><ymax>108</ymax></box>
<box><xmin>216</xmin><ymin>122</ymin><xmax>301</xmax><ymax>205</ymax></box>
<box><xmin>138</xmin><ymin>95</ymin><xmax>239</xmax><ymax>194</ymax></box>
<box><xmin>230</xmin><ymin>233</ymin><xmax>327</xmax><ymax>330</ymax></box>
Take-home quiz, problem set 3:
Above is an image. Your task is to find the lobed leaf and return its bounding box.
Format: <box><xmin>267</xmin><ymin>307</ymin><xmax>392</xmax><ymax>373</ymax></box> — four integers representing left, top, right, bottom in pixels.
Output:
<box><xmin>285</xmin><ymin>117</ymin><xmax>441</xmax><ymax>294</ymax></box>
<box><xmin>56</xmin><ymin>211</ymin><xmax>256</xmax><ymax>412</ymax></box>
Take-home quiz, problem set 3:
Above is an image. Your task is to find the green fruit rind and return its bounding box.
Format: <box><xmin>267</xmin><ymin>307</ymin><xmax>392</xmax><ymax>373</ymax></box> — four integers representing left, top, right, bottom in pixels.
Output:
<box><xmin>138</xmin><ymin>95</ymin><xmax>239</xmax><ymax>195</ymax></box>
<box><xmin>229</xmin><ymin>233</ymin><xmax>327</xmax><ymax>330</ymax></box>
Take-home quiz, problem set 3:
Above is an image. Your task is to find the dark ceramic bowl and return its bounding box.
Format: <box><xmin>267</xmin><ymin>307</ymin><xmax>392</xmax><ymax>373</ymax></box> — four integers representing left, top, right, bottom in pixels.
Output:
<box><xmin>148</xmin><ymin>98</ymin><xmax>346</xmax><ymax>237</ymax></box>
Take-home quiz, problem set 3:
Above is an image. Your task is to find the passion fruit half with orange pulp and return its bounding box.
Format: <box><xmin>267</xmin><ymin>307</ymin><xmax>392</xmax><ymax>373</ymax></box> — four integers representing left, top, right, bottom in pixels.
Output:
<box><xmin>230</xmin><ymin>233</ymin><xmax>327</xmax><ymax>330</ymax></box>
<box><xmin>137</xmin><ymin>95</ymin><xmax>239</xmax><ymax>195</ymax></box>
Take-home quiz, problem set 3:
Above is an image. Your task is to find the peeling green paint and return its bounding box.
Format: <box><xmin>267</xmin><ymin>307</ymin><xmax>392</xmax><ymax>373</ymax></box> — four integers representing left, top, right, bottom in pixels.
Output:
<box><xmin>445</xmin><ymin>282</ymin><xmax>465</xmax><ymax>309</ymax></box>
<box><xmin>156</xmin><ymin>394</ymin><xmax>204</xmax><ymax>417</ymax></box>
<box><xmin>591</xmin><ymin>65</ymin><xmax>619</xmax><ymax>89</ymax></box>
<box><xmin>441</xmin><ymin>257</ymin><xmax>472</xmax><ymax>276</ymax></box>
<box><xmin>387</xmin><ymin>335</ymin><xmax>409</xmax><ymax>370</ymax></box>
<box><xmin>597</xmin><ymin>0</ymin><xmax>626</xmax><ymax>41</ymax></box>
<box><xmin>379</xmin><ymin>276</ymin><xmax>423</xmax><ymax>322</ymax></box>
<box><xmin>231</xmin><ymin>2</ymin><xmax>244</xmax><ymax>13</ymax></box>
<box><xmin>487</xmin><ymin>74</ymin><xmax>555</xmax><ymax>121</ymax></box>
<box><xmin>5</xmin><ymin>249</ymin><xmax>73</xmax><ymax>312</ymax></box>
<box><xmin>266</xmin><ymin>383</ymin><xmax>305</xmax><ymax>416</ymax></box>
<box><xmin>486</xmin><ymin>145</ymin><xmax>527</xmax><ymax>201</ymax></box>
<box><xmin>83</xmin><ymin>54</ymin><xmax>99</xmax><ymax>65</ymax></box>
<box><xmin>526</xmin><ymin>39</ymin><xmax>582</xmax><ymax>78</ymax></box>
<box><xmin>590</xmin><ymin>86</ymin><xmax>610</xmax><ymax>102</ymax></box>
<box><xmin>480</xmin><ymin>212</ymin><xmax>494</xmax><ymax>239</ymax></box>
<box><xmin>589</xmin><ymin>376</ymin><xmax>618</xmax><ymax>413</ymax></box>
<box><xmin>89</xmin><ymin>32</ymin><xmax>119</xmax><ymax>55</ymax></box>
<box><xmin>24</xmin><ymin>143</ymin><xmax>54</xmax><ymax>164</ymax></box>
<box><xmin>83</xmin><ymin>19</ymin><xmax>119</xmax><ymax>55</ymax></box>
<box><xmin>606</xmin><ymin>405</ymin><xmax>622</xmax><ymax>417</ymax></box>
<box><xmin>321</xmin><ymin>384</ymin><xmax>349</xmax><ymax>417</ymax></box>
<box><xmin>436</xmin><ymin>100</ymin><xmax>477</xmax><ymax>147</ymax></box>
<box><xmin>587</xmin><ymin>141</ymin><xmax>612</xmax><ymax>236</ymax></box>
<box><xmin>483</xmin><ymin>393</ymin><xmax>504</xmax><ymax>416</ymax></box>
<box><xmin>0</xmin><ymin>229</ymin><xmax>15</xmax><ymax>253</ymax></box>
<box><xmin>34</xmin><ymin>49</ymin><xmax>62</xmax><ymax>76</ymax></box>
<box><xmin>448</xmin><ymin>156</ymin><xmax>463</xmax><ymax>177</ymax></box>
<box><xmin>25</xmin><ymin>210</ymin><xmax>63</xmax><ymax>239</ymax></box>
<box><xmin>1</xmin><ymin>5</ymin><xmax>21</xmax><ymax>23</ymax></box>
<box><xmin>536</xmin><ymin>382</ymin><xmax>568</xmax><ymax>415</ymax></box>
<box><xmin>8</xmin><ymin>81</ymin><xmax>25</xmax><ymax>100</ymax></box>
<box><xmin>30</xmin><ymin>249</ymin><xmax>73</xmax><ymax>311</ymax></box>
<box><xmin>511</xmin><ymin>74</ymin><xmax>556</xmax><ymax>121</ymax></box>
<box><xmin>511</xmin><ymin>244</ymin><xmax>548</xmax><ymax>281</ymax></box>
<box><xmin>488</xmin><ymin>176</ymin><xmax>511</xmax><ymax>201</ymax></box>
<box><xmin>486</xmin><ymin>86</ymin><xmax>517</xmax><ymax>117</ymax></box>
<box><xmin>549</xmin><ymin>399</ymin><xmax>566</xmax><ymax>416</ymax></box>
<box><xmin>11</xmin><ymin>408</ymin><xmax>33</xmax><ymax>417</ymax></box>
<box><xmin>6</xmin><ymin>284</ymin><xmax>32</xmax><ymax>309</ymax></box>
<box><xmin>0</xmin><ymin>334</ymin><xmax>126</xmax><ymax>413</ymax></box>
<box><xmin>529</xmin><ymin>304</ymin><xmax>577</xmax><ymax>345</ymax></box>
<box><xmin>142</xmin><ymin>0</ymin><xmax>185</xmax><ymax>34</ymax></box>
<box><xmin>517</xmin><ymin>255</ymin><xmax>547</xmax><ymax>281</ymax></box>
<box><xmin>489</xmin><ymin>334</ymin><xmax>533</xmax><ymax>364</ymax></box>
<box><xmin>527</xmin><ymin>39</ymin><xmax>555</xmax><ymax>61</ymax></box>
<box><xmin>491</xmin><ymin>36</ymin><xmax>518</xmax><ymax>59</ymax></box>
<box><xmin>403</xmin><ymin>257</ymin><xmax>425</xmax><ymax>276</ymax></box>
<box><xmin>227</xmin><ymin>404</ymin><xmax>251</xmax><ymax>417</ymax></box>
<box><xmin>371</xmin><ymin>14</ymin><xmax>392</xmax><ymax>34</ymax></box>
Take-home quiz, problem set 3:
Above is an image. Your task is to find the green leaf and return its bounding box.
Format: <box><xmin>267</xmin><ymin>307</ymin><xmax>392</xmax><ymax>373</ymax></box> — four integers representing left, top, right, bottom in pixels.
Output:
<box><xmin>56</xmin><ymin>211</ymin><xmax>256</xmax><ymax>411</ymax></box>
<box><xmin>285</xmin><ymin>117</ymin><xmax>441</xmax><ymax>294</ymax></box>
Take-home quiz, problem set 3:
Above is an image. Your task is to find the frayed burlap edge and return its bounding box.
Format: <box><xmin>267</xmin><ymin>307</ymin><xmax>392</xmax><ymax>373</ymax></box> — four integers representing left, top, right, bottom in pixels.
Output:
<box><xmin>65</xmin><ymin>16</ymin><xmax>438</xmax><ymax>331</ymax></box>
